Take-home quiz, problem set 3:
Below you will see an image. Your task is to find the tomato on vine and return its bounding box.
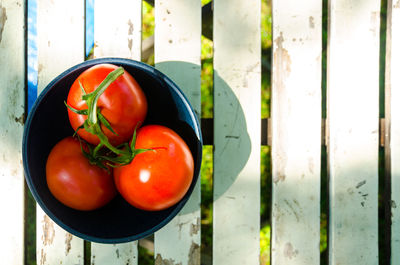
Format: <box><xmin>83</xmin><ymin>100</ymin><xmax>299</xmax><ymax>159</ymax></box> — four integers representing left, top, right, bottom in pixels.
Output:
<box><xmin>66</xmin><ymin>64</ymin><xmax>147</xmax><ymax>147</ymax></box>
<box><xmin>46</xmin><ymin>137</ymin><xmax>117</xmax><ymax>211</ymax></box>
<box><xmin>114</xmin><ymin>125</ymin><xmax>194</xmax><ymax>211</ymax></box>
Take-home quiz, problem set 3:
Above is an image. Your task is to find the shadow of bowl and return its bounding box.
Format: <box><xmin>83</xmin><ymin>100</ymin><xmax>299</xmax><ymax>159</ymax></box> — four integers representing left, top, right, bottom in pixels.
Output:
<box><xmin>155</xmin><ymin>61</ymin><xmax>252</xmax><ymax>207</ymax></box>
<box><xmin>22</xmin><ymin>58</ymin><xmax>202</xmax><ymax>243</ymax></box>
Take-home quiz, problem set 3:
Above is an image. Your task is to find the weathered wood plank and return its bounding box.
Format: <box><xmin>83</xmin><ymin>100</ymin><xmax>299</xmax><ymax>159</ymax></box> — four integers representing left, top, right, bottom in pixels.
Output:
<box><xmin>91</xmin><ymin>243</ymin><xmax>137</xmax><ymax>265</ymax></box>
<box><xmin>387</xmin><ymin>0</ymin><xmax>400</xmax><ymax>264</ymax></box>
<box><xmin>153</xmin><ymin>0</ymin><xmax>202</xmax><ymax>264</ymax></box>
<box><xmin>213</xmin><ymin>0</ymin><xmax>261</xmax><ymax>264</ymax></box>
<box><xmin>271</xmin><ymin>0</ymin><xmax>322</xmax><ymax>264</ymax></box>
<box><xmin>0</xmin><ymin>1</ymin><xmax>25</xmax><ymax>264</ymax></box>
<box><xmin>93</xmin><ymin>0</ymin><xmax>142</xmax><ymax>60</ymax></box>
<box><xmin>36</xmin><ymin>0</ymin><xmax>85</xmax><ymax>264</ymax></box>
<box><xmin>91</xmin><ymin>1</ymin><xmax>142</xmax><ymax>263</ymax></box>
<box><xmin>328</xmin><ymin>0</ymin><xmax>381</xmax><ymax>264</ymax></box>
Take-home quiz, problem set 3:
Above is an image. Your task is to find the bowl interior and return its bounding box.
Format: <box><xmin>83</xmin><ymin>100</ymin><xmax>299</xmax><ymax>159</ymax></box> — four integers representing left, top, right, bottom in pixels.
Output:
<box><xmin>23</xmin><ymin>58</ymin><xmax>202</xmax><ymax>243</ymax></box>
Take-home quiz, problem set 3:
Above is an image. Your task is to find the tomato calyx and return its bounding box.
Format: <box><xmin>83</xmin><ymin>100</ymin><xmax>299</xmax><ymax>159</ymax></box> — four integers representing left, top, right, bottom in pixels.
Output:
<box><xmin>65</xmin><ymin>67</ymin><xmax>151</xmax><ymax>168</ymax></box>
<box><xmin>75</xmin><ymin>135</ymin><xmax>110</xmax><ymax>171</ymax></box>
<box><xmin>97</xmin><ymin>125</ymin><xmax>153</xmax><ymax>167</ymax></box>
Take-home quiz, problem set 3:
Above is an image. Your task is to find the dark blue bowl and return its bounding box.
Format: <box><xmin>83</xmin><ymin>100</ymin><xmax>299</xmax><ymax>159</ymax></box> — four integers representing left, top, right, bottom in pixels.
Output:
<box><xmin>23</xmin><ymin>58</ymin><xmax>202</xmax><ymax>243</ymax></box>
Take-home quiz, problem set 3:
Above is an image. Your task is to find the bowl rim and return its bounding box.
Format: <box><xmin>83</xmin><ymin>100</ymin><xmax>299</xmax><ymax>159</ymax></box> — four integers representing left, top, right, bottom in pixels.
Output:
<box><xmin>22</xmin><ymin>57</ymin><xmax>203</xmax><ymax>243</ymax></box>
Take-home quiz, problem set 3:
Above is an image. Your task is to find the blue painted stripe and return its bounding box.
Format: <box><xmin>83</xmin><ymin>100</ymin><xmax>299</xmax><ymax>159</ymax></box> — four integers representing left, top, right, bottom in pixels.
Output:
<box><xmin>27</xmin><ymin>0</ymin><xmax>37</xmax><ymax>113</ymax></box>
<box><xmin>86</xmin><ymin>0</ymin><xmax>94</xmax><ymax>58</ymax></box>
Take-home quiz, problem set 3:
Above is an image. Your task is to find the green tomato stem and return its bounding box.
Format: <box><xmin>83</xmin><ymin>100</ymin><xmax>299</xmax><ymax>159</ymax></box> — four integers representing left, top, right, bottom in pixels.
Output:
<box><xmin>84</xmin><ymin>67</ymin><xmax>124</xmax><ymax>126</ymax></box>
<box><xmin>66</xmin><ymin>66</ymin><xmax>152</xmax><ymax>168</ymax></box>
<box><xmin>79</xmin><ymin>67</ymin><xmax>125</xmax><ymax>157</ymax></box>
<box><xmin>93</xmin><ymin>123</ymin><xmax>125</xmax><ymax>156</ymax></box>
<box><xmin>92</xmin><ymin>142</ymin><xmax>103</xmax><ymax>158</ymax></box>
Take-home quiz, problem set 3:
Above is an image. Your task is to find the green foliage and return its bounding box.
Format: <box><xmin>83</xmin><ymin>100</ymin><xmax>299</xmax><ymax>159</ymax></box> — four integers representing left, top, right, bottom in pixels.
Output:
<box><xmin>26</xmin><ymin>189</ymin><xmax>36</xmax><ymax>265</ymax></box>
<box><xmin>260</xmin><ymin>146</ymin><xmax>271</xmax><ymax>221</ymax></box>
<box><xmin>142</xmin><ymin>2</ymin><xmax>155</xmax><ymax>40</ymax></box>
<box><xmin>261</xmin><ymin>0</ymin><xmax>272</xmax><ymax>49</ymax></box>
<box><xmin>200</xmin><ymin>146</ymin><xmax>214</xmax><ymax>255</ymax></box>
<box><xmin>261</xmin><ymin>0</ymin><xmax>272</xmax><ymax>118</ymax></box>
<box><xmin>260</xmin><ymin>146</ymin><xmax>271</xmax><ymax>265</ymax></box>
<box><xmin>320</xmin><ymin>146</ymin><xmax>329</xmax><ymax>263</ymax></box>
<box><xmin>260</xmin><ymin>225</ymin><xmax>271</xmax><ymax>265</ymax></box>
<box><xmin>201</xmin><ymin>37</ymin><xmax>214</xmax><ymax>118</ymax></box>
<box><xmin>138</xmin><ymin>244</ymin><xmax>154</xmax><ymax>264</ymax></box>
<box><xmin>260</xmin><ymin>2</ymin><xmax>273</xmax><ymax>260</ymax></box>
<box><xmin>142</xmin><ymin>2</ymin><xmax>155</xmax><ymax>66</ymax></box>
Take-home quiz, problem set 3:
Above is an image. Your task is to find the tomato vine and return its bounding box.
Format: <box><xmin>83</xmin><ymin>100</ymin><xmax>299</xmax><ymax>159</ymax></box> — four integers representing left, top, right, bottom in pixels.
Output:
<box><xmin>65</xmin><ymin>66</ymin><xmax>151</xmax><ymax>168</ymax></box>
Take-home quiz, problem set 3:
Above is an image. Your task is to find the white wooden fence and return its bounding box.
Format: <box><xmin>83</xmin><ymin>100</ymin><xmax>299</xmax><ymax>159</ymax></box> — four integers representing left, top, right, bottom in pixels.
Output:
<box><xmin>0</xmin><ymin>0</ymin><xmax>399</xmax><ymax>264</ymax></box>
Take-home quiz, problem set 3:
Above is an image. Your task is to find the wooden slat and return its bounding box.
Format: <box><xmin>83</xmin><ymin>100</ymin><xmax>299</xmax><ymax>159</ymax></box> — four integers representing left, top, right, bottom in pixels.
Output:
<box><xmin>0</xmin><ymin>1</ymin><xmax>25</xmax><ymax>264</ymax></box>
<box><xmin>153</xmin><ymin>0</ymin><xmax>202</xmax><ymax>264</ymax></box>
<box><xmin>91</xmin><ymin>1</ymin><xmax>142</xmax><ymax>264</ymax></box>
<box><xmin>93</xmin><ymin>0</ymin><xmax>141</xmax><ymax>59</ymax></box>
<box><xmin>271</xmin><ymin>0</ymin><xmax>322</xmax><ymax>264</ymax></box>
<box><xmin>91</xmin><ymin>243</ymin><xmax>137</xmax><ymax>265</ymax></box>
<box><xmin>387</xmin><ymin>0</ymin><xmax>400</xmax><ymax>264</ymax></box>
<box><xmin>327</xmin><ymin>0</ymin><xmax>381</xmax><ymax>264</ymax></box>
<box><xmin>213</xmin><ymin>0</ymin><xmax>261</xmax><ymax>264</ymax></box>
<box><xmin>36</xmin><ymin>1</ymin><xmax>84</xmax><ymax>264</ymax></box>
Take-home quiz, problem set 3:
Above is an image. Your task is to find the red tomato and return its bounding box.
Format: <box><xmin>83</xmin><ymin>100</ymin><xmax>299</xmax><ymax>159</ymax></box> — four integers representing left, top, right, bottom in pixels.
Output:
<box><xmin>114</xmin><ymin>125</ymin><xmax>194</xmax><ymax>211</ymax></box>
<box><xmin>67</xmin><ymin>64</ymin><xmax>147</xmax><ymax>146</ymax></box>
<box><xmin>46</xmin><ymin>137</ymin><xmax>116</xmax><ymax>211</ymax></box>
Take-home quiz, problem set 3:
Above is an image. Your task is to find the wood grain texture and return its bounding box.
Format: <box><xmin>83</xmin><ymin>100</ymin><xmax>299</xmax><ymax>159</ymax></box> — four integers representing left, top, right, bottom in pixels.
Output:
<box><xmin>91</xmin><ymin>1</ymin><xmax>142</xmax><ymax>263</ymax></box>
<box><xmin>271</xmin><ymin>0</ymin><xmax>322</xmax><ymax>264</ymax></box>
<box><xmin>94</xmin><ymin>0</ymin><xmax>142</xmax><ymax>60</ymax></box>
<box><xmin>0</xmin><ymin>1</ymin><xmax>25</xmax><ymax>264</ymax></box>
<box><xmin>36</xmin><ymin>0</ymin><xmax>84</xmax><ymax>264</ymax></box>
<box><xmin>154</xmin><ymin>0</ymin><xmax>202</xmax><ymax>264</ymax></box>
<box><xmin>213</xmin><ymin>0</ymin><xmax>261</xmax><ymax>264</ymax></box>
<box><xmin>387</xmin><ymin>0</ymin><xmax>400</xmax><ymax>264</ymax></box>
<box><xmin>91</xmin><ymin>243</ymin><xmax>137</xmax><ymax>265</ymax></box>
<box><xmin>327</xmin><ymin>0</ymin><xmax>381</xmax><ymax>264</ymax></box>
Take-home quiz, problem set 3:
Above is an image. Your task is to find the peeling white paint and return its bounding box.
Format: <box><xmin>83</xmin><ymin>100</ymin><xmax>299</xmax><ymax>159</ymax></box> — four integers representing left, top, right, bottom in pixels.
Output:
<box><xmin>213</xmin><ymin>0</ymin><xmax>261</xmax><ymax>264</ymax></box>
<box><xmin>388</xmin><ymin>0</ymin><xmax>400</xmax><ymax>263</ymax></box>
<box><xmin>328</xmin><ymin>0</ymin><xmax>380</xmax><ymax>264</ymax></box>
<box><xmin>154</xmin><ymin>0</ymin><xmax>202</xmax><ymax>264</ymax></box>
<box><xmin>94</xmin><ymin>0</ymin><xmax>141</xmax><ymax>60</ymax></box>
<box><xmin>271</xmin><ymin>0</ymin><xmax>322</xmax><ymax>265</ymax></box>
<box><xmin>36</xmin><ymin>0</ymin><xmax>84</xmax><ymax>264</ymax></box>
<box><xmin>0</xmin><ymin>1</ymin><xmax>25</xmax><ymax>264</ymax></box>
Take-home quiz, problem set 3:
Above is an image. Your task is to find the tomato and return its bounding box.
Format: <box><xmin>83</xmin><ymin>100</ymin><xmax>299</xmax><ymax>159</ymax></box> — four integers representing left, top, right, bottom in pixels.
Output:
<box><xmin>67</xmin><ymin>64</ymin><xmax>147</xmax><ymax>146</ymax></box>
<box><xmin>46</xmin><ymin>137</ymin><xmax>116</xmax><ymax>211</ymax></box>
<box><xmin>114</xmin><ymin>125</ymin><xmax>194</xmax><ymax>211</ymax></box>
